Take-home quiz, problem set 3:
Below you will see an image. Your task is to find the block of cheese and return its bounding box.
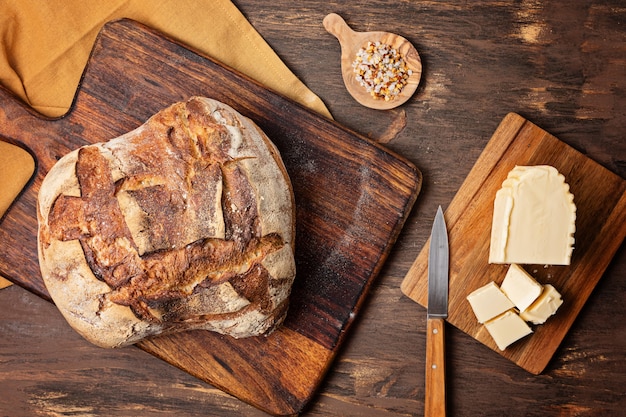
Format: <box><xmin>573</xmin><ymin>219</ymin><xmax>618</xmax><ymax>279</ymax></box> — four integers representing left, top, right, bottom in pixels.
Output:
<box><xmin>500</xmin><ymin>264</ymin><xmax>542</xmax><ymax>312</ymax></box>
<box><xmin>520</xmin><ymin>284</ymin><xmax>563</xmax><ymax>325</ymax></box>
<box><xmin>466</xmin><ymin>281</ymin><xmax>515</xmax><ymax>323</ymax></box>
<box><xmin>489</xmin><ymin>165</ymin><xmax>576</xmax><ymax>265</ymax></box>
<box><xmin>484</xmin><ymin>310</ymin><xmax>533</xmax><ymax>351</ymax></box>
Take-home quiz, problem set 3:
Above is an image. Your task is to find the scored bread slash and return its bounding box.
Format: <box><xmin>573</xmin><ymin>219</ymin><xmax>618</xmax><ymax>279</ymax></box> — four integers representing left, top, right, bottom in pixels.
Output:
<box><xmin>37</xmin><ymin>97</ymin><xmax>296</xmax><ymax>348</ymax></box>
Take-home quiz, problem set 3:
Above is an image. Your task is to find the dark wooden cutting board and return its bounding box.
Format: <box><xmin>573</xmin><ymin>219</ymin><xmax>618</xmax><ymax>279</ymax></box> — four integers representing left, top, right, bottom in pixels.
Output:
<box><xmin>0</xmin><ymin>20</ymin><xmax>421</xmax><ymax>416</ymax></box>
<box><xmin>402</xmin><ymin>113</ymin><xmax>626</xmax><ymax>375</ymax></box>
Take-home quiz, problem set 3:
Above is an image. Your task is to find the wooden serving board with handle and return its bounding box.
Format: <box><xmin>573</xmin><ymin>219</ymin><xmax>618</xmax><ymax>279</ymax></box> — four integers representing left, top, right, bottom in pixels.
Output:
<box><xmin>401</xmin><ymin>112</ymin><xmax>626</xmax><ymax>375</ymax></box>
<box><xmin>0</xmin><ymin>20</ymin><xmax>422</xmax><ymax>416</ymax></box>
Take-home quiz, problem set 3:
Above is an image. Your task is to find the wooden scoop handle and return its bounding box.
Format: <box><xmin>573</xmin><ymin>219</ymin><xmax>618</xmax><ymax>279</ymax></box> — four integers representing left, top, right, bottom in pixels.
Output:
<box><xmin>323</xmin><ymin>13</ymin><xmax>353</xmax><ymax>43</ymax></box>
<box><xmin>322</xmin><ymin>12</ymin><xmax>422</xmax><ymax>110</ymax></box>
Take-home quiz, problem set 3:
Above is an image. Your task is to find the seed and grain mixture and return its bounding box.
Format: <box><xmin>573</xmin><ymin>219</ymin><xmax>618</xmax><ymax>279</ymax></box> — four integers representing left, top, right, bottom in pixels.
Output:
<box><xmin>352</xmin><ymin>41</ymin><xmax>413</xmax><ymax>101</ymax></box>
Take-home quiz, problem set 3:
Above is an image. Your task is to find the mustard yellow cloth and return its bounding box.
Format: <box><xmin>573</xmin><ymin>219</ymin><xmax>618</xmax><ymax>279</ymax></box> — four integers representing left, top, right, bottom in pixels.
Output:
<box><xmin>0</xmin><ymin>0</ymin><xmax>330</xmax><ymax>288</ymax></box>
<box><xmin>0</xmin><ymin>0</ymin><xmax>330</xmax><ymax>118</ymax></box>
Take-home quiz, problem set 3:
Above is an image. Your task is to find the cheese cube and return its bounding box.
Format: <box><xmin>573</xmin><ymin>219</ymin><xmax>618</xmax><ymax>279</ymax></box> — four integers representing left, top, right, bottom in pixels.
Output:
<box><xmin>500</xmin><ymin>264</ymin><xmax>542</xmax><ymax>312</ymax></box>
<box><xmin>489</xmin><ymin>165</ymin><xmax>576</xmax><ymax>265</ymax></box>
<box><xmin>466</xmin><ymin>281</ymin><xmax>514</xmax><ymax>323</ymax></box>
<box><xmin>520</xmin><ymin>284</ymin><xmax>563</xmax><ymax>324</ymax></box>
<box><xmin>484</xmin><ymin>310</ymin><xmax>532</xmax><ymax>351</ymax></box>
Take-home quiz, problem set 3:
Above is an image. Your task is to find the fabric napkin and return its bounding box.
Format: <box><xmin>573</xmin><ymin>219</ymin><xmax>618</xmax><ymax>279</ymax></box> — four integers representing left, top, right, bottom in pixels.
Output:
<box><xmin>0</xmin><ymin>0</ymin><xmax>331</xmax><ymax>288</ymax></box>
<box><xmin>0</xmin><ymin>142</ymin><xmax>34</xmax><ymax>289</ymax></box>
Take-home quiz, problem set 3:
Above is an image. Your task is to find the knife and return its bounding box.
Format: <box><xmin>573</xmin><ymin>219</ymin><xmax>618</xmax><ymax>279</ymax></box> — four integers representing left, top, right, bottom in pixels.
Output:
<box><xmin>425</xmin><ymin>205</ymin><xmax>449</xmax><ymax>417</ymax></box>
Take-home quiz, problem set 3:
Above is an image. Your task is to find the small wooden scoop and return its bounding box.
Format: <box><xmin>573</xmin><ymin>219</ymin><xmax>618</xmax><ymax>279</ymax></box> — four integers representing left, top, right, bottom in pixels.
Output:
<box><xmin>323</xmin><ymin>13</ymin><xmax>422</xmax><ymax>110</ymax></box>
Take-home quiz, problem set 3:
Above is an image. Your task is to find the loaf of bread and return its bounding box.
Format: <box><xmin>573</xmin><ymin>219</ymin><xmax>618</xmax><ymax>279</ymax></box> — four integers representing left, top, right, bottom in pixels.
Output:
<box><xmin>37</xmin><ymin>97</ymin><xmax>296</xmax><ymax>348</ymax></box>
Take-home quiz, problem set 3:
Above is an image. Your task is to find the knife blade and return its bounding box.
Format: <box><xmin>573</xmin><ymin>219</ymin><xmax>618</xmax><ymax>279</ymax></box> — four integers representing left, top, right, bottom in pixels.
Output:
<box><xmin>425</xmin><ymin>205</ymin><xmax>449</xmax><ymax>417</ymax></box>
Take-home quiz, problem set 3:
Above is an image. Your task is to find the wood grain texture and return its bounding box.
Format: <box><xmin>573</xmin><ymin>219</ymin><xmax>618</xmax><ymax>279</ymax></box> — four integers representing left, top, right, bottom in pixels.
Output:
<box><xmin>425</xmin><ymin>318</ymin><xmax>446</xmax><ymax>417</ymax></box>
<box><xmin>401</xmin><ymin>113</ymin><xmax>626</xmax><ymax>374</ymax></box>
<box><xmin>322</xmin><ymin>13</ymin><xmax>422</xmax><ymax>110</ymax></box>
<box><xmin>0</xmin><ymin>19</ymin><xmax>421</xmax><ymax>416</ymax></box>
<box><xmin>1</xmin><ymin>0</ymin><xmax>625</xmax><ymax>416</ymax></box>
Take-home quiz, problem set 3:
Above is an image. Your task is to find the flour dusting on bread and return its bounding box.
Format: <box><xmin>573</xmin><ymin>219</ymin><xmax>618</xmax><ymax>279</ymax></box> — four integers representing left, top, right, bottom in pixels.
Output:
<box><xmin>37</xmin><ymin>97</ymin><xmax>296</xmax><ymax>348</ymax></box>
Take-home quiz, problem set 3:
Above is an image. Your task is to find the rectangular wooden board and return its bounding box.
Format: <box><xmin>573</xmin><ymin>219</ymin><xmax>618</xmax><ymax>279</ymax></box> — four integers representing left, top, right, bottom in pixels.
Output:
<box><xmin>0</xmin><ymin>20</ymin><xmax>422</xmax><ymax>415</ymax></box>
<box><xmin>401</xmin><ymin>112</ymin><xmax>626</xmax><ymax>375</ymax></box>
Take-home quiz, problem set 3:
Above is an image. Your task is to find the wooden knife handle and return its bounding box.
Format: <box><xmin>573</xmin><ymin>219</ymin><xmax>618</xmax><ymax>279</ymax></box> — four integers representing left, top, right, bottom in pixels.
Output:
<box><xmin>425</xmin><ymin>317</ymin><xmax>446</xmax><ymax>417</ymax></box>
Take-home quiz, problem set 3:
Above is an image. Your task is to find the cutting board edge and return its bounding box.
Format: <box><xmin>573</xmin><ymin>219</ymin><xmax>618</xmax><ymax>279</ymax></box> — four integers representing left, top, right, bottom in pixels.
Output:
<box><xmin>400</xmin><ymin>111</ymin><xmax>525</xmax><ymax>301</ymax></box>
<box><xmin>400</xmin><ymin>111</ymin><xmax>626</xmax><ymax>375</ymax></box>
<box><xmin>0</xmin><ymin>18</ymin><xmax>425</xmax><ymax>415</ymax></box>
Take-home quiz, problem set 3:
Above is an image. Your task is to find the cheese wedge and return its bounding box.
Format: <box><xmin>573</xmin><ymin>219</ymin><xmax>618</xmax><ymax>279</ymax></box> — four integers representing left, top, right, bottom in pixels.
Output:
<box><xmin>500</xmin><ymin>264</ymin><xmax>542</xmax><ymax>312</ymax></box>
<box><xmin>489</xmin><ymin>165</ymin><xmax>576</xmax><ymax>265</ymax></box>
<box><xmin>484</xmin><ymin>310</ymin><xmax>532</xmax><ymax>351</ymax></box>
<box><xmin>520</xmin><ymin>284</ymin><xmax>563</xmax><ymax>324</ymax></box>
<box><xmin>466</xmin><ymin>281</ymin><xmax>515</xmax><ymax>323</ymax></box>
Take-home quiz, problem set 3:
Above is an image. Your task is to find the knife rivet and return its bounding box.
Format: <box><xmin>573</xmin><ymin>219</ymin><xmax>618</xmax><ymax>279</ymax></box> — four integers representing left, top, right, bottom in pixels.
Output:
<box><xmin>432</xmin><ymin>364</ymin><xmax>437</xmax><ymax>369</ymax></box>
<box><xmin>432</xmin><ymin>328</ymin><xmax>439</xmax><ymax>334</ymax></box>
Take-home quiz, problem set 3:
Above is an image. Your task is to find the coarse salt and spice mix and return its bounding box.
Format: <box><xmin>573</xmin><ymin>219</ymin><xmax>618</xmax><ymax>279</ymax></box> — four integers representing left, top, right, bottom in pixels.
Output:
<box><xmin>352</xmin><ymin>41</ymin><xmax>413</xmax><ymax>101</ymax></box>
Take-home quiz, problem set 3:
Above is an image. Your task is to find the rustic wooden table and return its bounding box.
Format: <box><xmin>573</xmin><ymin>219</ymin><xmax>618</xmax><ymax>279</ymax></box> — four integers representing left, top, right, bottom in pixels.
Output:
<box><xmin>1</xmin><ymin>1</ymin><xmax>624</xmax><ymax>416</ymax></box>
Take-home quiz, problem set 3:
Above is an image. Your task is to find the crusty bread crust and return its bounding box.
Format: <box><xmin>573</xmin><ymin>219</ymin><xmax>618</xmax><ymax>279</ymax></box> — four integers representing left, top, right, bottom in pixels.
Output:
<box><xmin>37</xmin><ymin>97</ymin><xmax>296</xmax><ymax>348</ymax></box>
